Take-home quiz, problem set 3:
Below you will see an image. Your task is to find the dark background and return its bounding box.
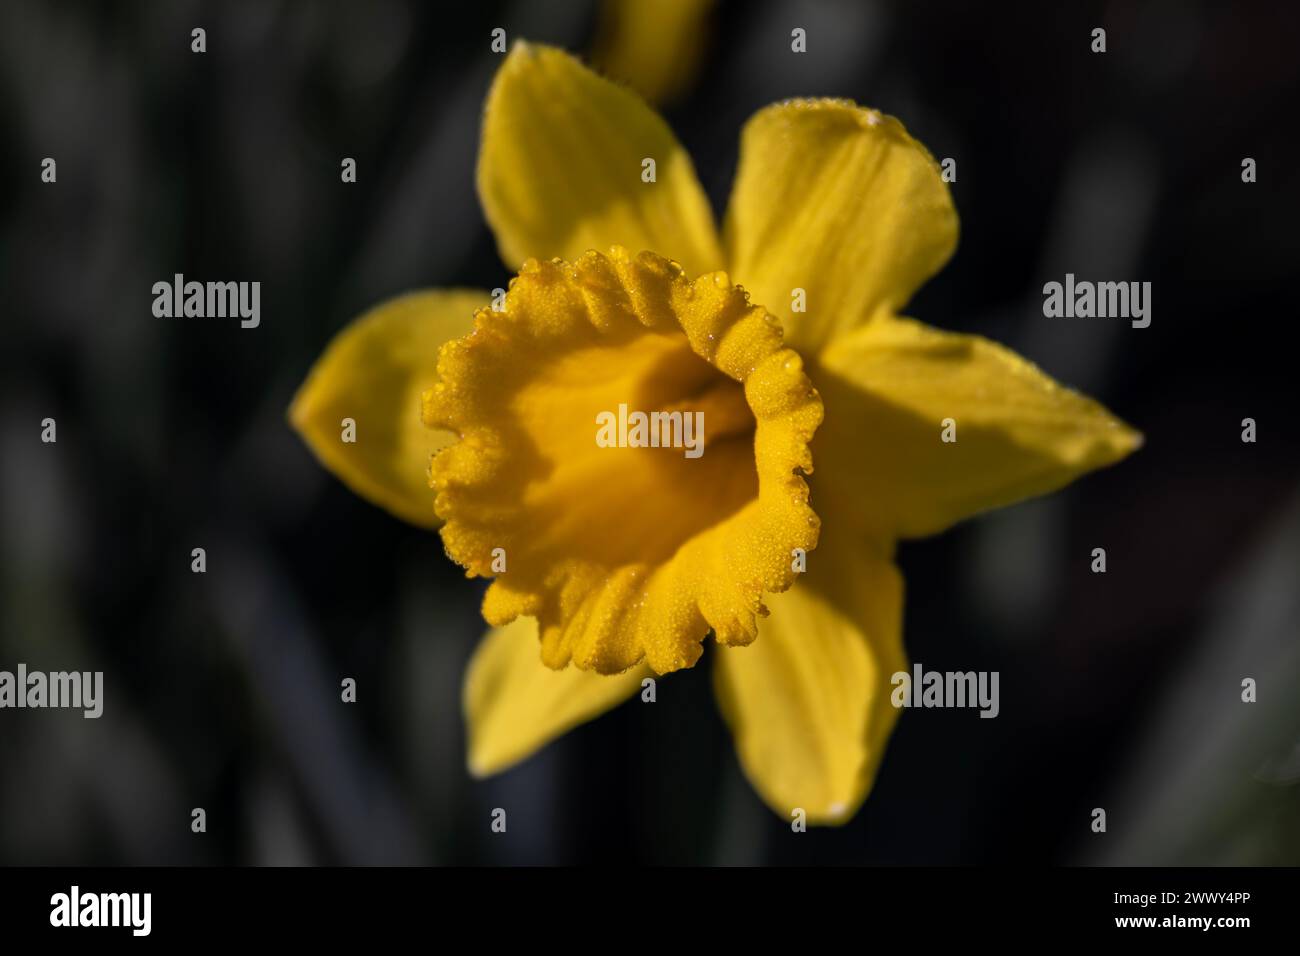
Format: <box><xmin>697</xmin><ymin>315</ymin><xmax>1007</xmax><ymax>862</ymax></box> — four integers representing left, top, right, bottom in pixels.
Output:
<box><xmin>1</xmin><ymin>0</ymin><xmax>1298</xmax><ymax>865</ymax></box>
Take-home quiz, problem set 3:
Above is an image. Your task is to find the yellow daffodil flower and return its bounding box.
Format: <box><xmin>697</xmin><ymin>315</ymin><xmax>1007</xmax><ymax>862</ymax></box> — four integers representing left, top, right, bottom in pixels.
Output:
<box><xmin>592</xmin><ymin>0</ymin><xmax>716</xmax><ymax>105</ymax></box>
<box><xmin>290</xmin><ymin>42</ymin><xmax>1141</xmax><ymax>825</ymax></box>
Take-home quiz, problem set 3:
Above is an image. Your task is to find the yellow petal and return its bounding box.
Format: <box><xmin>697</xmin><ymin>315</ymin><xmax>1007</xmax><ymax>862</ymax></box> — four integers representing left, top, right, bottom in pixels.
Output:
<box><xmin>723</xmin><ymin>100</ymin><xmax>958</xmax><ymax>355</ymax></box>
<box><xmin>425</xmin><ymin>248</ymin><xmax>822</xmax><ymax>676</ymax></box>
<box><xmin>714</xmin><ymin>530</ymin><xmax>905</xmax><ymax>825</ymax></box>
<box><xmin>814</xmin><ymin>315</ymin><xmax>1143</xmax><ymax>540</ymax></box>
<box><xmin>465</xmin><ymin>616</ymin><xmax>649</xmax><ymax>776</ymax></box>
<box><xmin>289</xmin><ymin>289</ymin><xmax>486</xmax><ymax>527</ymax></box>
<box><xmin>591</xmin><ymin>0</ymin><xmax>716</xmax><ymax>105</ymax></box>
<box><xmin>478</xmin><ymin>42</ymin><xmax>723</xmax><ymax>277</ymax></box>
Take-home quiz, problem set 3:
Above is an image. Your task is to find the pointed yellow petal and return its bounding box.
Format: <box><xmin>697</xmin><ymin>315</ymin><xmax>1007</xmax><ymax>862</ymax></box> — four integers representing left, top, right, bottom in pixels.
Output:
<box><xmin>425</xmin><ymin>249</ymin><xmax>822</xmax><ymax>676</ymax></box>
<box><xmin>714</xmin><ymin>529</ymin><xmax>905</xmax><ymax>825</ymax></box>
<box><xmin>465</xmin><ymin>616</ymin><xmax>648</xmax><ymax>776</ymax></box>
<box><xmin>814</xmin><ymin>315</ymin><xmax>1143</xmax><ymax>540</ymax></box>
<box><xmin>723</xmin><ymin>100</ymin><xmax>958</xmax><ymax>355</ymax></box>
<box><xmin>592</xmin><ymin>0</ymin><xmax>716</xmax><ymax>105</ymax></box>
<box><xmin>289</xmin><ymin>289</ymin><xmax>487</xmax><ymax>527</ymax></box>
<box><xmin>478</xmin><ymin>42</ymin><xmax>723</xmax><ymax>276</ymax></box>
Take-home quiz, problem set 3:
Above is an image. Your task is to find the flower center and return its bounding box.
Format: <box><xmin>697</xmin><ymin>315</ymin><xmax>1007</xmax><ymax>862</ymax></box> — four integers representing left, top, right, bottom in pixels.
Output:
<box><xmin>424</xmin><ymin>248</ymin><xmax>822</xmax><ymax>675</ymax></box>
<box><xmin>508</xmin><ymin>323</ymin><xmax>758</xmax><ymax>569</ymax></box>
